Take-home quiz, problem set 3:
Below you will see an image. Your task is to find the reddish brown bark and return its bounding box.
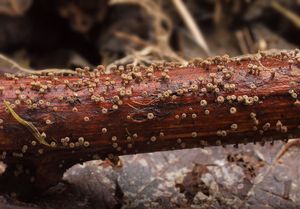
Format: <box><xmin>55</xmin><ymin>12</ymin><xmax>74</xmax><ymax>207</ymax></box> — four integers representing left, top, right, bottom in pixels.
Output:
<box><xmin>0</xmin><ymin>49</ymin><xmax>299</xmax><ymax>198</ymax></box>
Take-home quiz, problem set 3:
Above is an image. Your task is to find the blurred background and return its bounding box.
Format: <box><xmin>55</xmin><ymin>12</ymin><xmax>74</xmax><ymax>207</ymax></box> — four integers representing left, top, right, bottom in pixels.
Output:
<box><xmin>0</xmin><ymin>0</ymin><xmax>300</xmax><ymax>209</ymax></box>
<box><xmin>0</xmin><ymin>0</ymin><xmax>299</xmax><ymax>69</ymax></box>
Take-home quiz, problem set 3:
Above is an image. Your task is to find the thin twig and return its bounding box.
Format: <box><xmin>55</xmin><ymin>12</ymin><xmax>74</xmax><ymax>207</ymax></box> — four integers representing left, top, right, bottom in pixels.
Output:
<box><xmin>171</xmin><ymin>0</ymin><xmax>211</xmax><ymax>55</ymax></box>
<box><xmin>0</xmin><ymin>54</ymin><xmax>77</xmax><ymax>75</ymax></box>
<box><xmin>271</xmin><ymin>1</ymin><xmax>300</xmax><ymax>29</ymax></box>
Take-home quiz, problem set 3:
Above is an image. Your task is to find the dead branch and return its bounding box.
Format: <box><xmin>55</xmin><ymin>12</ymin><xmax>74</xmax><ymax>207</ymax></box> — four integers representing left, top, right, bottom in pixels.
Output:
<box><xmin>0</xmin><ymin>49</ymin><xmax>299</xmax><ymax>198</ymax></box>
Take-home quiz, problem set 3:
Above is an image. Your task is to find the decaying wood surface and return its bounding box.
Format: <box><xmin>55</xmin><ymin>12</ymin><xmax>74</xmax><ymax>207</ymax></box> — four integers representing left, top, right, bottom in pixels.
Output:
<box><xmin>0</xmin><ymin>49</ymin><xmax>299</xmax><ymax>199</ymax></box>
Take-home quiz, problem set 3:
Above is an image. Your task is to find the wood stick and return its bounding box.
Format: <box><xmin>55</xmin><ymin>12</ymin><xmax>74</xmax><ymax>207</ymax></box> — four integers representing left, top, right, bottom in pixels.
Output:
<box><xmin>0</xmin><ymin>49</ymin><xmax>299</xmax><ymax>198</ymax></box>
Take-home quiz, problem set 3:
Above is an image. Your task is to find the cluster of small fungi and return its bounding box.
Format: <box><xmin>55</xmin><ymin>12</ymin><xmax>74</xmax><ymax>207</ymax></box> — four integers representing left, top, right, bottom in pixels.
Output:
<box><xmin>0</xmin><ymin>49</ymin><xmax>299</xmax><ymax>171</ymax></box>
